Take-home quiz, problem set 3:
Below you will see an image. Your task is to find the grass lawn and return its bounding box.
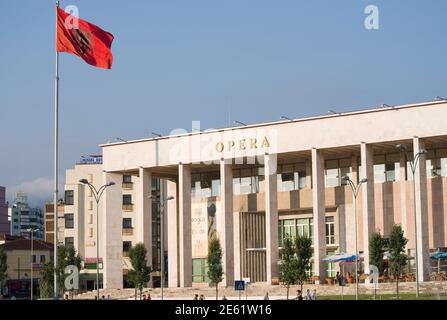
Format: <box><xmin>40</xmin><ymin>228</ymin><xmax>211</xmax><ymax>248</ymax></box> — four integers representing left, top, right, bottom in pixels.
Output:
<box><xmin>319</xmin><ymin>293</ymin><xmax>447</xmax><ymax>300</ymax></box>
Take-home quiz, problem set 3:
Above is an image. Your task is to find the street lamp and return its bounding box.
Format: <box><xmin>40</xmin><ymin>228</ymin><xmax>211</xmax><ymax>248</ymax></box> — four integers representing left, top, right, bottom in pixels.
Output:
<box><xmin>396</xmin><ymin>143</ymin><xmax>427</xmax><ymax>298</ymax></box>
<box><xmin>149</xmin><ymin>195</ymin><xmax>174</xmax><ymax>300</ymax></box>
<box><xmin>342</xmin><ymin>175</ymin><xmax>368</xmax><ymax>301</ymax></box>
<box><xmin>79</xmin><ymin>179</ymin><xmax>115</xmax><ymax>300</ymax></box>
<box><xmin>27</xmin><ymin>228</ymin><xmax>39</xmax><ymax>300</ymax></box>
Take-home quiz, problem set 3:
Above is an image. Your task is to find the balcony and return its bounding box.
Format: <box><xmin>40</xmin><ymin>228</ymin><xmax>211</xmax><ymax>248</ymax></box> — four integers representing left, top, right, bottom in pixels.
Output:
<box><xmin>122</xmin><ymin>228</ymin><xmax>133</xmax><ymax>236</ymax></box>
<box><xmin>122</xmin><ymin>203</ymin><xmax>133</xmax><ymax>211</ymax></box>
<box><xmin>122</xmin><ymin>182</ymin><xmax>133</xmax><ymax>190</ymax></box>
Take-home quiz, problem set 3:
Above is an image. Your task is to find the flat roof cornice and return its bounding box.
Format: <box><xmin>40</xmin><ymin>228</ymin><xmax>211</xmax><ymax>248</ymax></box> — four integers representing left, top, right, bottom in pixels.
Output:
<box><xmin>99</xmin><ymin>100</ymin><xmax>446</xmax><ymax>148</ymax></box>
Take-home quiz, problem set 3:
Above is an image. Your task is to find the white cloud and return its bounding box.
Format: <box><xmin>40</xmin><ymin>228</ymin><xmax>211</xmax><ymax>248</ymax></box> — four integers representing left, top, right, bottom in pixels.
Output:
<box><xmin>6</xmin><ymin>177</ymin><xmax>64</xmax><ymax>207</ymax></box>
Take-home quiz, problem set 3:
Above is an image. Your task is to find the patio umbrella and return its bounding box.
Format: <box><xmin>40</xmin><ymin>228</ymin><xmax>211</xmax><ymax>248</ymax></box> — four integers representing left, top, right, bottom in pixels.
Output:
<box><xmin>430</xmin><ymin>252</ymin><xmax>447</xmax><ymax>274</ymax></box>
<box><xmin>323</xmin><ymin>253</ymin><xmax>357</xmax><ymax>300</ymax></box>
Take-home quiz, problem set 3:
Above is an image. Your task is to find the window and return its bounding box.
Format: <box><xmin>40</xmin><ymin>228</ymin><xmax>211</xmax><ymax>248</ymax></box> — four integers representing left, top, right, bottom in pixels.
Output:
<box><xmin>65</xmin><ymin>237</ymin><xmax>74</xmax><ymax>248</ymax></box>
<box><xmin>123</xmin><ymin>241</ymin><xmax>132</xmax><ymax>253</ymax></box>
<box><xmin>233</xmin><ymin>168</ymin><xmax>261</xmax><ymax>195</ymax></box>
<box><xmin>326</xmin><ymin>250</ymin><xmax>336</xmax><ymax>278</ymax></box>
<box><xmin>122</xmin><ymin>195</ymin><xmax>132</xmax><ymax>205</ymax></box>
<box><xmin>65</xmin><ymin>190</ymin><xmax>74</xmax><ymax>205</ymax></box>
<box><xmin>32</xmin><ymin>255</ymin><xmax>36</xmax><ymax>263</ymax></box>
<box><xmin>40</xmin><ymin>255</ymin><xmax>46</xmax><ymax>263</ymax></box>
<box><xmin>325</xmin><ymin>159</ymin><xmax>352</xmax><ymax>187</ymax></box>
<box><xmin>64</xmin><ymin>213</ymin><xmax>74</xmax><ymax>229</ymax></box>
<box><xmin>326</xmin><ymin>216</ymin><xmax>335</xmax><ymax>245</ymax></box>
<box><xmin>192</xmin><ymin>258</ymin><xmax>209</xmax><ymax>283</ymax></box>
<box><xmin>122</xmin><ymin>175</ymin><xmax>132</xmax><ymax>183</ymax></box>
<box><xmin>374</xmin><ymin>154</ymin><xmax>400</xmax><ymax>183</ymax></box>
<box><xmin>123</xmin><ymin>218</ymin><xmax>132</xmax><ymax>229</ymax></box>
<box><xmin>191</xmin><ymin>172</ymin><xmax>220</xmax><ymax>198</ymax></box>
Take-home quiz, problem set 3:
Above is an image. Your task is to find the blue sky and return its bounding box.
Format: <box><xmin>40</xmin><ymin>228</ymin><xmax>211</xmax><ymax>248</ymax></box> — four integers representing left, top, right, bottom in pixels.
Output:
<box><xmin>0</xmin><ymin>0</ymin><xmax>446</xmax><ymax>206</ymax></box>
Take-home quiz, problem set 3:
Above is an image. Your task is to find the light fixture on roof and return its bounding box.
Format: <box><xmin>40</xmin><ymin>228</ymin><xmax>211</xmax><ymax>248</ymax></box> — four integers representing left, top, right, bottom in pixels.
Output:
<box><xmin>434</xmin><ymin>96</ymin><xmax>446</xmax><ymax>101</ymax></box>
<box><xmin>116</xmin><ymin>137</ymin><xmax>127</xmax><ymax>142</ymax></box>
<box><xmin>328</xmin><ymin>110</ymin><xmax>341</xmax><ymax>115</ymax></box>
<box><xmin>151</xmin><ymin>132</ymin><xmax>162</xmax><ymax>138</ymax></box>
<box><xmin>381</xmin><ymin>104</ymin><xmax>394</xmax><ymax>108</ymax></box>
<box><xmin>234</xmin><ymin>120</ymin><xmax>247</xmax><ymax>126</ymax></box>
<box><xmin>281</xmin><ymin>116</ymin><xmax>293</xmax><ymax>121</ymax></box>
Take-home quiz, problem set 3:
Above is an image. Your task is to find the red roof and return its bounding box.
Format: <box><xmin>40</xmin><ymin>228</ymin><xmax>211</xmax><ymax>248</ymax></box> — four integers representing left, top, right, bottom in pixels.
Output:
<box><xmin>0</xmin><ymin>239</ymin><xmax>53</xmax><ymax>251</ymax></box>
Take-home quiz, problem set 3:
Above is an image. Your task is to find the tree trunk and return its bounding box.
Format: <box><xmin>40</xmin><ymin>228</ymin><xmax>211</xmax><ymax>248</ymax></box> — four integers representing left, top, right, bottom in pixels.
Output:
<box><xmin>300</xmin><ymin>283</ymin><xmax>303</xmax><ymax>297</ymax></box>
<box><xmin>135</xmin><ymin>287</ymin><xmax>137</xmax><ymax>300</ymax></box>
<box><xmin>396</xmin><ymin>277</ymin><xmax>399</xmax><ymax>299</ymax></box>
<box><xmin>216</xmin><ymin>283</ymin><xmax>218</xmax><ymax>300</ymax></box>
<box><xmin>286</xmin><ymin>284</ymin><xmax>289</xmax><ymax>300</ymax></box>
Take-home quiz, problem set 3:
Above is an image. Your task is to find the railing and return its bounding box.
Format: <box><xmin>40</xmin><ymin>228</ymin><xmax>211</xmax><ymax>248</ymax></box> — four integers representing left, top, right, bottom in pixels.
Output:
<box><xmin>122</xmin><ymin>182</ymin><xmax>133</xmax><ymax>190</ymax></box>
<box><xmin>122</xmin><ymin>204</ymin><xmax>133</xmax><ymax>211</ymax></box>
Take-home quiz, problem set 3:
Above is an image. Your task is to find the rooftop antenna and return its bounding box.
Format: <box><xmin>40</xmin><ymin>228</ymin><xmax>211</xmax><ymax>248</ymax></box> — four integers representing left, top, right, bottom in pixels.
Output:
<box><xmin>234</xmin><ymin>120</ymin><xmax>247</xmax><ymax>126</ymax></box>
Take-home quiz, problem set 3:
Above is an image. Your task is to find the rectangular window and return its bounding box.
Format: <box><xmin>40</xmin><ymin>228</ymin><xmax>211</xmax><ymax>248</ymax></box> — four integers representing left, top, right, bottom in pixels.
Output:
<box><xmin>326</xmin><ymin>250</ymin><xmax>336</xmax><ymax>278</ymax></box>
<box><xmin>40</xmin><ymin>255</ymin><xmax>45</xmax><ymax>263</ymax></box>
<box><xmin>122</xmin><ymin>175</ymin><xmax>132</xmax><ymax>183</ymax></box>
<box><xmin>192</xmin><ymin>258</ymin><xmax>209</xmax><ymax>283</ymax></box>
<box><xmin>122</xmin><ymin>194</ymin><xmax>132</xmax><ymax>205</ymax></box>
<box><xmin>65</xmin><ymin>237</ymin><xmax>74</xmax><ymax>248</ymax></box>
<box><xmin>32</xmin><ymin>255</ymin><xmax>36</xmax><ymax>263</ymax></box>
<box><xmin>123</xmin><ymin>241</ymin><xmax>132</xmax><ymax>253</ymax></box>
<box><xmin>439</xmin><ymin>149</ymin><xmax>447</xmax><ymax>177</ymax></box>
<box><xmin>65</xmin><ymin>190</ymin><xmax>74</xmax><ymax>205</ymax></box>
<box><xmin>325</xmin><ymin>160</ymin><xmax>340</xmax><ymax>187</ymax></box>
<box><xmin>64</xmin><ymin>213</ymin><xmax>74</xmax><ymax>229</ymax></box>
<box><xmin>325</xmin><ymin>216</ymin><xmax>335</xmax><ymax>245</ymax></box>
<box><xmin>123</xmin><ymin>218</ymin><xmax>132</xmax><ymax>229</ymax></box>
<box><xmin>374</xmin><ymin>155</ymin><xmax>386</xmax><ymax>183</ymax></box>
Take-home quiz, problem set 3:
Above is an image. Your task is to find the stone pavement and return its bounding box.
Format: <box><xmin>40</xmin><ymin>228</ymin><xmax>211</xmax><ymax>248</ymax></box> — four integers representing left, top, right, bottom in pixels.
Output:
<box><xmin>74</xmin><ymin>281</ymin><xmax>447</xmax><ymax>300</ymax></box>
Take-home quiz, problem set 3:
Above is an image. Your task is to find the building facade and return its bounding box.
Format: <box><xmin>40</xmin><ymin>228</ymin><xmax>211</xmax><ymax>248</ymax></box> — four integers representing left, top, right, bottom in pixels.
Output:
<box><xmin>76</xmin><ymin>100</ymin><xmax>447</xmax><ymax>289</ymax></box>
<box><xmin>0</xmin><ymin>187</ymin><xmax>9</xmax><ymax>235</ymax></box>
<box><xmin>44</xmin><ymin>201</ymin><xmax>65</xmax><ymax>244</ymax></box>
<box><xmin>63</xmin><ymin>155</ymin><xmax>166</xmax><ymax>290</ymax></box>
<box><xmin>9</xmin><ymin>193</ymin><xmax>44</xmax><ymax>240</ymax></box>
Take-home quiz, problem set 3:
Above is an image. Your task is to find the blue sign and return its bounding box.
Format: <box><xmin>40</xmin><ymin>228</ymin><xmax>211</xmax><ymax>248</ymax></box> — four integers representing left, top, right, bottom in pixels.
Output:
<box><xmin>234</xmin><ymin>280</ymin><xmax>245</xmax><ymax>291</ymax></box>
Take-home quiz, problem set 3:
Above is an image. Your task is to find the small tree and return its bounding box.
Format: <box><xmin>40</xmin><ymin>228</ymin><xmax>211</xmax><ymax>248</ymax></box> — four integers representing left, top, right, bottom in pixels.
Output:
<box><xmin>0</xmin><ymin>247</ymin><xmax>7</xmax><ymax>296</ymax></box>
<box><xmin>369</xmin><ymin>232</ymin><xmax>385</xmax><ymax>275</ymax></box>
<box><xmin>389</xmin><ymin>225</ymin><xmax>408</xmax><ymax>299</ymax></box>
<box><xmin>55</xmin><ymin>245</ymin><xmax>82</xmax><ymax>297</ymax></box>
<box><xmin>128</xmin><ymin>243</ymin><xmax>150</xmax><ymax>300</ymax></box>
<box><xmin>295</xmin><ymin>236</ymin><xmax>313</xmax><ymax>294</ymax></box>
<box><xmin>39</xmin><ymin>262</ymin><xmax>54</xmax><ymax>299</ymax></box>
<box><xmin>207</xmin><ymin>237</ymin><xmax>223</xmax><ymax>300</ymax></box>
<box><xmin>279</xmin><ymin>237</ymin><xmax>298</xmax><ymax>300</ymax></box>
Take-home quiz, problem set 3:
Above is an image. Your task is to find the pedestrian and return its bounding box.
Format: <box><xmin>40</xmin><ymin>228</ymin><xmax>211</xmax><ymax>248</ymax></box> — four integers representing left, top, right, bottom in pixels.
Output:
<box><xmin>107</xmin><ymin>294</ymin><xmax>112</xmax><ymax>300</ymax></box>
<box><xmin>147</xmin><ymin>293</ymin><xmax>151</xmax><ymax>300</ymax></box>
<box><xmin>222</xmin><ymin>295</ymin><xmax>227</xmax><ymax>300</ymax></box>
<box><xmin>193</xmin><ymin>294</ymin><xmax>199</xmax><ymax>300</ymax></box>
<box><xmin>199</xmin><ymin>294</ymin><xmax>205</xmax><ymax>300</ymax></box>
<box><xmin>312</xmin><ymin>289</ymin><xmax>317</xmax><ymax>300</ymax></box>
<box><xmin>263</xmin><ymin>292</ymin><xmax>269</xmax><ymax>300</ymax></box>
<box><xmin>295</xmin><ymin>290</ymin><xmax>303</xmax><ymax>300</ymax></box>
<box><xmin>142</xmin><ymin>294</ymin><xmax>146</xmax><ymax>300</ymax></box>
<box><xmin>306</xmin><ymin>289</ymin><xmax>311</xmax><ymax>300</ymax></box>
<box><xmin>101</xmin><ymin>295</ymin><xmax>106</xmax><ymax>300</ymax></box>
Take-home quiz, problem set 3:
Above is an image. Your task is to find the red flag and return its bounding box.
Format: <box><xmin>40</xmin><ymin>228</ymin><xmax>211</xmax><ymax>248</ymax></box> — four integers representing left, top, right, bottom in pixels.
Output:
<box><xmin>56</xmin><ymin>7</ymin><xmax>114</xmax><ymax>69</ymax></box>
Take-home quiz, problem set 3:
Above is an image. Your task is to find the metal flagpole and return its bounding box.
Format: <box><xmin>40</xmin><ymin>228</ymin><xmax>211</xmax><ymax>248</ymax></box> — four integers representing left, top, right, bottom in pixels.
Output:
<box><xmin>53</xmin><ymin>0</ymin><xmax>60</xmax><ymax>300</ymax></box>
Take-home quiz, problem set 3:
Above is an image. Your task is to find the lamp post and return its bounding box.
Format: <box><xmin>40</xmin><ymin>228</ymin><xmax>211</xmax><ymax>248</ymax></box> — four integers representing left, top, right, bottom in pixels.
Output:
<box><xmin>27</xmin><ymin>228</ymin><xmax>39</xmax><ymax>300</ymax></box>
<box><xmin>396</xmin><ymin>143</ymin><xmax>427</xmax><ymax>298</ymax></box>
<box><xmin>79</xmin><ymin>179</ymin><xmax>115</xmax><ymax>300</ymax></box>
<box><xmin>149</xmin><ymin>194</ymin><xmax>174</xmax><ymax>300</ymax></box>
<box><xmin>342</xmin><ymin>176</ymin><xmax>368</xmax><ymax>301</ymax></box>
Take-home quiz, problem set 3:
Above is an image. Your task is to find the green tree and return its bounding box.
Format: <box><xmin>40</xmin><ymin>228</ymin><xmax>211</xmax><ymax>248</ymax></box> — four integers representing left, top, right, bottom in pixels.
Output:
<box><xmin>279</xmin><ymin>237</ymin><xmax>298</xmax><ymax>300</ymax></box>
<box><xmin>389</xmin><ymin>224</ymin><xmax>408</xmax><ymax>299</ymax></box>
<box><xmin>55</xmin><ymin>246</ymin><xmax>82</xmax><ymax>297</ymax></box>
<box><xmin>295</xmin><ymin>236</ymin><xmax>313</xmax><ymax>294</ymax></box>
<box><xmin>128</xmin><ymin>243</ymin><xmax>150</xmax><ymax>300</ymax></box>
<box><xmin>39</xmin><ymin>262</ymin><xmax>54</xmax><ymax>299</ymax></box>
<box><xmin>369</xmin><ymin>232</ymin><xmax>385</xmax><ymax>275</ymax></box>
<box><xmin>0</xmin><ymin>247</ymin><xmax>7</xmax><ymax>296</ymax></box>
<box><xmin>207</xmin><ymin>237</ymin><xmax>223</xmax><ymax>300</ymax></box>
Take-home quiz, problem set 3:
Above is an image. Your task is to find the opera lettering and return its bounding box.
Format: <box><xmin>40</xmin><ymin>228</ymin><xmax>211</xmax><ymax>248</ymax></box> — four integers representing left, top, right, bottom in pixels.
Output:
<box><xmin>216</xmin><ymin>136</ymin><xmax>270</xmax><ymax>153</ymax></box>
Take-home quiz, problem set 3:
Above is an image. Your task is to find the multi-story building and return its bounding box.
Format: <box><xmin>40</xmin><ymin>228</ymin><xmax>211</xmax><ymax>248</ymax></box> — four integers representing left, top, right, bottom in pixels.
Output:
<box><xmin>94</xmin><ymin>99</ymin><xmax>447</xmax><ymax>289</ymax></box>
<box><xmin>0</xmin><ymin>239</ymin><xmax>53</xmax><ymax>298</ymax></box>
<box><xmin>44</xmin><ymin>201</ymin><xmax>65</xmax><ymax>244</ymax></box>
<box><xmin>0</xmin><ymin>186</ymin><xmax>9</xmax><ymax>235</ymax></box>
<box><xmin>9</xmin><ymin>193</ymin><xmax>44</xmax><ymax>240</ymax></box>
<box><xmin>63</xmin><ymin>155</ymin><xmax>165</xmax><ymax>290</ymax></box>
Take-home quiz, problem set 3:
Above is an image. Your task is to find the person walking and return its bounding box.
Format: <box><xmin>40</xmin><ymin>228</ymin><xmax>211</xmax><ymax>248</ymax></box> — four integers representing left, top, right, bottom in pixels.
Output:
<box><xmin>311</xmin><ymin>289</ymin><xmax>317</xmax><ymax>300</ymax></box>
<box><xmin>193</xmin><ymin>294</ymin><xmax>199</xmax><ymax>300</ymax></box>
<box><xmin>263</xmin><ymin>292</ymin><xmax>269</xmax><ymax>300</ymax></box>
<box><xmin>306</xmin><ymin>289</ymin><xmax>312</xmax><ymax>300</ymax></box>
<box><xmin>295</xmin><ymin>290</ymin><xmax>303</xmax><ymax>300</ymax></box>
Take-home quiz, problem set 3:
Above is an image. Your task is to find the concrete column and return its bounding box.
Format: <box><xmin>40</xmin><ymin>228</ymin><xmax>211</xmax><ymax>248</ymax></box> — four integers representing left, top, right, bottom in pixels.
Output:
<box><xmin>305</xmin><ymin>159</ymin><xmax>312</xmax><ymax>188</ymax></box>
<box><xmin>167</xmin><ymin>179</ymin><xmax>179</xmax><ymax>288</ymax></box>
<box><xmin>233</xmin><ymin>212</ymin><xmax>241</xmax><ymax>281</ymax></box>
<box><xmin>102</xmin><ymin>172</ymin><xmax>123</xmax><ymax>289</ymax></box>
<box><xmin>136</xmin><ymin>167</ymin><xmax>152</xmax><ymax>271</ymax></box>
<box><xmin>413</xmin><ymin>137</ymin><xmax>430</xmax><ymax>281</ymax></box>
<box><xmin>218</xmin><ymin>159</ymin><xmax>234</xmax><ymax>286</ymax></box>
<box><xmin>264</xmin><ymin>153</ymin><xmax>279</xmax><ymax>284</ymax></box>
<box><xmin>360</xmin><ymin>142</ymin><xmax>375</xmax><ymax>274</ymax></box>
<box><xmin>178</xmin><ymin>163</ymin><xmax>192</xmax><ymax>287</ymax></box>
<box><xmin>311</xmin><ymin>148</ymin><xmax>326</xmax><ymax>283</ymax></box>
<box><xmin>399</xmin><ymin>153</ymin><xmax>408</xmax><ymax>237</ymax></box>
